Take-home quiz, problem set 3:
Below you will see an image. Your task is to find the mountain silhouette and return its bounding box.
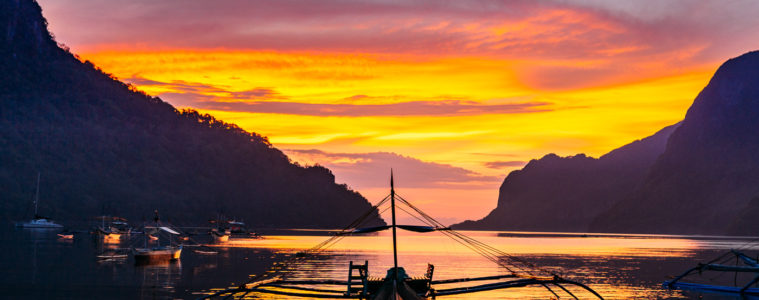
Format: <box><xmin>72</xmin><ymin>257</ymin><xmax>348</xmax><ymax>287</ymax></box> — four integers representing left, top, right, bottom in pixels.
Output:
<box><xmin>454</xmin><ymin>124</ymin><xmax>677</xmax><ymax>232</ymax></box>
<box><xmin>591</xmin><ymin>50</ymin><xmax>759</xmax><ymax>235</ymax></box>
<box><xmin>0</xmin><ymin>0</ymin><xmax>384</xmax><ymax>228</ymax></box>
<box><xmin>458</xmin><ymin>50</ymin><xmax>759</xmax><ymax>235</ymax></box>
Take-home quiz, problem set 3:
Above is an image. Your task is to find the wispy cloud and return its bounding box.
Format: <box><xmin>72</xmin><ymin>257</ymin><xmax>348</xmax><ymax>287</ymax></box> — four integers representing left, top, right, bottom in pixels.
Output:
<box><xmin>284</xmin><ymin>149</ymin><xmax>501</xmax><ymax>189</ymax></box>
<box><xmin>124</xmin><ymin>77</ymin><xmax>225</xmax><ymax>94</ymax></box>
<box><xmin>200</xmin><ymin>100</ymin><xmax>549</xmax><ymax>117</ymax></box>
<box><xmin>229</xmin><ymin>88</ymin><xmax>285</xmax><ymax>100</ymax></box>
<box><xmin>124</xmin><ymin>76</ymin><xmax>549</xmax><ymax>116</ymax></box>
<box><xmin>483</xmin><ymin>160</ymin><xmax>526</xmax><ymax>169</ymax></box>
<box><xmin>42</xmin><ymin>0</ymin><xmax>759</xmax><ymax>89</ymax></box>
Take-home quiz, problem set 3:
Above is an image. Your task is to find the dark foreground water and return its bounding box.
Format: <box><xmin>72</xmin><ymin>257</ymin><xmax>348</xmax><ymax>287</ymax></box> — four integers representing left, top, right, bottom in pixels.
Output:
<box><xmin>2</xmin><ymin>224</ymin><xmax>758</xmax><ymax>299</ymax></box>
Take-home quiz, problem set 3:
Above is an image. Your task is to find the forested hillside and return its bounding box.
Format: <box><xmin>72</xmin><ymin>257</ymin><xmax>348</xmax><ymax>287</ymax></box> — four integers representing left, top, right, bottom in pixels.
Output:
<box><xmin>0</xmin><ymin>0</ymin><xmax>384</xmax><ymax>228</ymax></box>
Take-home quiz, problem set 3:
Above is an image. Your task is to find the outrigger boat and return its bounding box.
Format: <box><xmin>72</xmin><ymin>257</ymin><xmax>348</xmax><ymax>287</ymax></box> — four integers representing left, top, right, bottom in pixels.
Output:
<box><xmin>665</xmin><ymin>249</ymin><xmax>759</xmax><ymax>296</ymax></box>
<box><xmin>134</xmin><ymin>226</ymin><xmax>182</xmax><ymax>265</ymax></box>
<box><xmin>134</xmin><ymin>211</ymin><xmax>183</xmax><ymax>265</ymax></box>
<box><xmin>202</xmin><ymin>172</ymin><xmax>604</xmax><ymax>299</ymax></box>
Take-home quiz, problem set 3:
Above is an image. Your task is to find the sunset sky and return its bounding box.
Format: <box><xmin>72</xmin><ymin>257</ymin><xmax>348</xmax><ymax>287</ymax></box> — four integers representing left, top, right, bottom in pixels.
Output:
<box><xmin>37</xmin><ymin>0</ymin><xmax>759</xmax><ymax>224</ymax></box>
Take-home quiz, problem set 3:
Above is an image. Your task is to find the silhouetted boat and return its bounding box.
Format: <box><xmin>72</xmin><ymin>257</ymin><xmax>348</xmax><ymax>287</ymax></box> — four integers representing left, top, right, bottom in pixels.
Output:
<box><xmin>16</xmin><ymin>173</ymin><xmax>63</xmax><ymax>229</ymax></box>
<box><xmin>202</xmin><ymin>172</ymin><xmax>604</xmax><ymax>299</ymax></box>
<box><xmin>665</xmin><ymin>249</ymin><xmax>759</xmax><ymax>296</ymax></box>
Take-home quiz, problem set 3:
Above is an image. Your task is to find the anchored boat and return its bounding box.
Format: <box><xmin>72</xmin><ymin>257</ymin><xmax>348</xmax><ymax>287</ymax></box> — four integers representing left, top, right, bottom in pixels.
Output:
<box><xmin>94</xmin><ymin>216</ymin><xmax>131</xmax><ymax>241</ymax></box>
<box><xmin>134</xmin><ymin>211</ymin><xmax>183</xmax><ymax>265</ymax></box>
<box><xmin>16</xmin><ymin>173</ymin><xmax>63</xmax><ymax>229</ymax></box>
<box><xmin>134</xmin><ymin>226</ymin><xmax>183</xmax><ymax>265</ymax></box>
<box><xmin>209</xmin><ymin>218</ymin><xmax>231</xmax><ymax>243</ymax></box>
<box><xmin>665</xmin><ymin>249</ymin><xmax>759</xmax><ymax>296</ymax></box>
<box><xmin>202</xmin><ymin>172</ymin><xmax>604</xmax><ymax>299</ymax></box>
<box><xmin>133</xmin><ymin>244</ymin><xmax>182</xmax><ymax>265</ymax></box>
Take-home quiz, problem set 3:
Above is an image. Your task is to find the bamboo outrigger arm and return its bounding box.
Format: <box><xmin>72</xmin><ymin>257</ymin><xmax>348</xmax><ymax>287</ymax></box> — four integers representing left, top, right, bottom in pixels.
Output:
<box><xmin>665</xmin><ymin>249</ymin><xmax>759</xmax><ymax>296</ymax></box>
<box><xmin>201</xmin><ymin>274</ymin><xmax>605</xmax><ymax>299</ymax></box>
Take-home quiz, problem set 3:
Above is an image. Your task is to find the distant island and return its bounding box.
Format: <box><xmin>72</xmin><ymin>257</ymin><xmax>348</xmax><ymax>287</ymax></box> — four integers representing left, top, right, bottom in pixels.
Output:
<box><xmin>455</xmin><ymin>50</ymin><xmax>759</xmax><ymax>236</ymax></box>
<box><xmin>0</xmin><ymin>0</ymin><xmax>384</xmax><ymax>228</ymax></box>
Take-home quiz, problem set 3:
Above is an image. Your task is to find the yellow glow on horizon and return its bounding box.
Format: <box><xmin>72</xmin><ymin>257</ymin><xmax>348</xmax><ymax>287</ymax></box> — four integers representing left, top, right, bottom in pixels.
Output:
<box><xmin>80</xmin><ymin>50</ymin><xmax>527</xmax><ymax>105</ymax></box>
<box><xmin>72</xmin><ymin>49</ymin><xmax>716</xmax><ymax>222</ymax></box>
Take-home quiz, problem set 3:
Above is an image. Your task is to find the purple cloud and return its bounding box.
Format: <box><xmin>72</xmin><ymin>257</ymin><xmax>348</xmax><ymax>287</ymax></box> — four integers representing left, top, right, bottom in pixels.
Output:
<box><xmin>198</xmin><ymin>99</ymin><xmax>550</xmax><ymax>117</ymax></box>
<box><xmin>124</xmin><ymin>77</ymin><xmax>225</xmax><ymax>94</ymax></box>
<box><xmin>124</xmin><ymin>76</ymin><xmax>549</xmax><ymax>116</ymax></box>
<box><xmin>483</xmin><ymin>160</ymin><xmax>526</xmax><ymax>169</ymax></box>
<box><xmin>42</xmin><ymin>0</ymin><xmax>758</xmax><ymax>90</ymax></box>
<box><xmin>41</xmin><ymin>1</ymin><xmax>759</xmax><ymax>62</ymax></box>
<box><xmin>230</xmin><ymin>88</ymin><xmax>283</xmax><ymax>100</ymax></box>
<box><xmin>284</xmin><ymin>149</ymin><xmax>501</xmax><ymax>189</ymax></box>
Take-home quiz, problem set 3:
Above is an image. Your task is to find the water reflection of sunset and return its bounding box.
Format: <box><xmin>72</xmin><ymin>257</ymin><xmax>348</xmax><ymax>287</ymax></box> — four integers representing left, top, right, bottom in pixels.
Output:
<box><xmin>224</xmin><ymin>231</ymin><xmax>704</xmax><ymax>257</ymax></box>
<box><xmin>210</xmin><ymin>230</ymin><xmax>747</xmax><ymax>299</ymax></box>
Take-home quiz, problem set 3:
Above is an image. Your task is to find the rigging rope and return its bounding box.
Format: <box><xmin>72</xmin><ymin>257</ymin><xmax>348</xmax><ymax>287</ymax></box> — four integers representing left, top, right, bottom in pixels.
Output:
<box><xmin>239</xmin><ymin>195</ymin><xmax>391</xmax><ymax>287</ymax></box>
<box><xmin>395</xmin><ymin>193</ymin><xmax>557</xmax><ymax>277</ymax></box>
<box><xmin>202</xmin><ymin>188</ymin><xmax>608</xmax><ymax>300</ymax></box>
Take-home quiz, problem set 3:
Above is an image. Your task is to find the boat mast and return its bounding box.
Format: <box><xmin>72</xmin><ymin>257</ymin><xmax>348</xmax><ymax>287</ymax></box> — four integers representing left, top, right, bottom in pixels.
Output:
<box><xmin>390</xmin><ymin>170</ymin><xmax>398</xmax><ymax>278</ymax></box>
<box><xmin>34</xmin><ymin>172</ymin><xmax>40</xmax><ymax>217</ymax></box>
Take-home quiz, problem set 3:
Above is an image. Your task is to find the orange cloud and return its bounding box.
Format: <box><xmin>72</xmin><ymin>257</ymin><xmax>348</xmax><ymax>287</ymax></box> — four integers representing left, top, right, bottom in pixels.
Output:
<box><xmin>35</xmin><ymin>0</ymin><xmax>759</xmax><ymax>222</ymax></box>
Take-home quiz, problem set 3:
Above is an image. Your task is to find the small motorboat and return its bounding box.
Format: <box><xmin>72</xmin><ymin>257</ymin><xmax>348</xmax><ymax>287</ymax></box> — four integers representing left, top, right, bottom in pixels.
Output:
<box><xmin>57</xmin><ymin>233</ymin><xmax>74</xmax><ymax>239</ymax></box>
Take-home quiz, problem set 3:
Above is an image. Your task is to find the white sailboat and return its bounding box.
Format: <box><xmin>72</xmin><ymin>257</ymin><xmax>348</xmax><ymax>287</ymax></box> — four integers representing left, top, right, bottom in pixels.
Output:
<box><xmin>16</xmin><ymin>172</ymin><xmax>63</xmax><ymax>229</ymax></box>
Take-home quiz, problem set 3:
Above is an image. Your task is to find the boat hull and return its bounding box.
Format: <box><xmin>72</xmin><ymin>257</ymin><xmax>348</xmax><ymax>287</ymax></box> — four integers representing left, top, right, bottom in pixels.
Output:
<box><xmin>134</xmin><ymin>247</ymin><xmax>182</xmax><ymax>265</ymax></box>
<box><xmin>16</xmin><ymin>219</ymin><xmax>63</xmax><ymax>228</ymax></box>
<box><xmin>211</xmin><ymin>233</ymin><xmax>230</xmax><ymax>243</ymax></box>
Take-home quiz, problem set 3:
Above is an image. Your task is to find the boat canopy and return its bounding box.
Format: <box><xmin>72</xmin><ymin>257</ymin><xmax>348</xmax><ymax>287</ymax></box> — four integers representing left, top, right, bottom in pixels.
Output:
<box><xmin>145</xmin><ymin>226</ymin><xmax>181</xmax><ymax>235</ymax></box>
<box><xmin>160</xmin><ymin>226</ymin><xmax>180</xmax><ymax>235</ymax></box>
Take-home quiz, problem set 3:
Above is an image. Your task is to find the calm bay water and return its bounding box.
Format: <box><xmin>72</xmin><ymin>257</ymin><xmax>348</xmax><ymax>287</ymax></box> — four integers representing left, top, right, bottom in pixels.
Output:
<box><xmin>2</xmin><ymin>224</ymin><xmax>758</xmax><ymax>299</ymax></box>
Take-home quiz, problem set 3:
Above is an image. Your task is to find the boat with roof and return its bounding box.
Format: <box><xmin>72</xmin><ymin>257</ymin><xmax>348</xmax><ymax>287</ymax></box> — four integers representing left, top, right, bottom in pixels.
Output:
<box><xmin>201</xmin><ymin>171</ymin><xmax>604</xmax><ymax>299</ymax></box>
<box><xmin>133</xmin><ymin>210</ymin><xmax>182</xmax><ymax>265</ymax></box>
